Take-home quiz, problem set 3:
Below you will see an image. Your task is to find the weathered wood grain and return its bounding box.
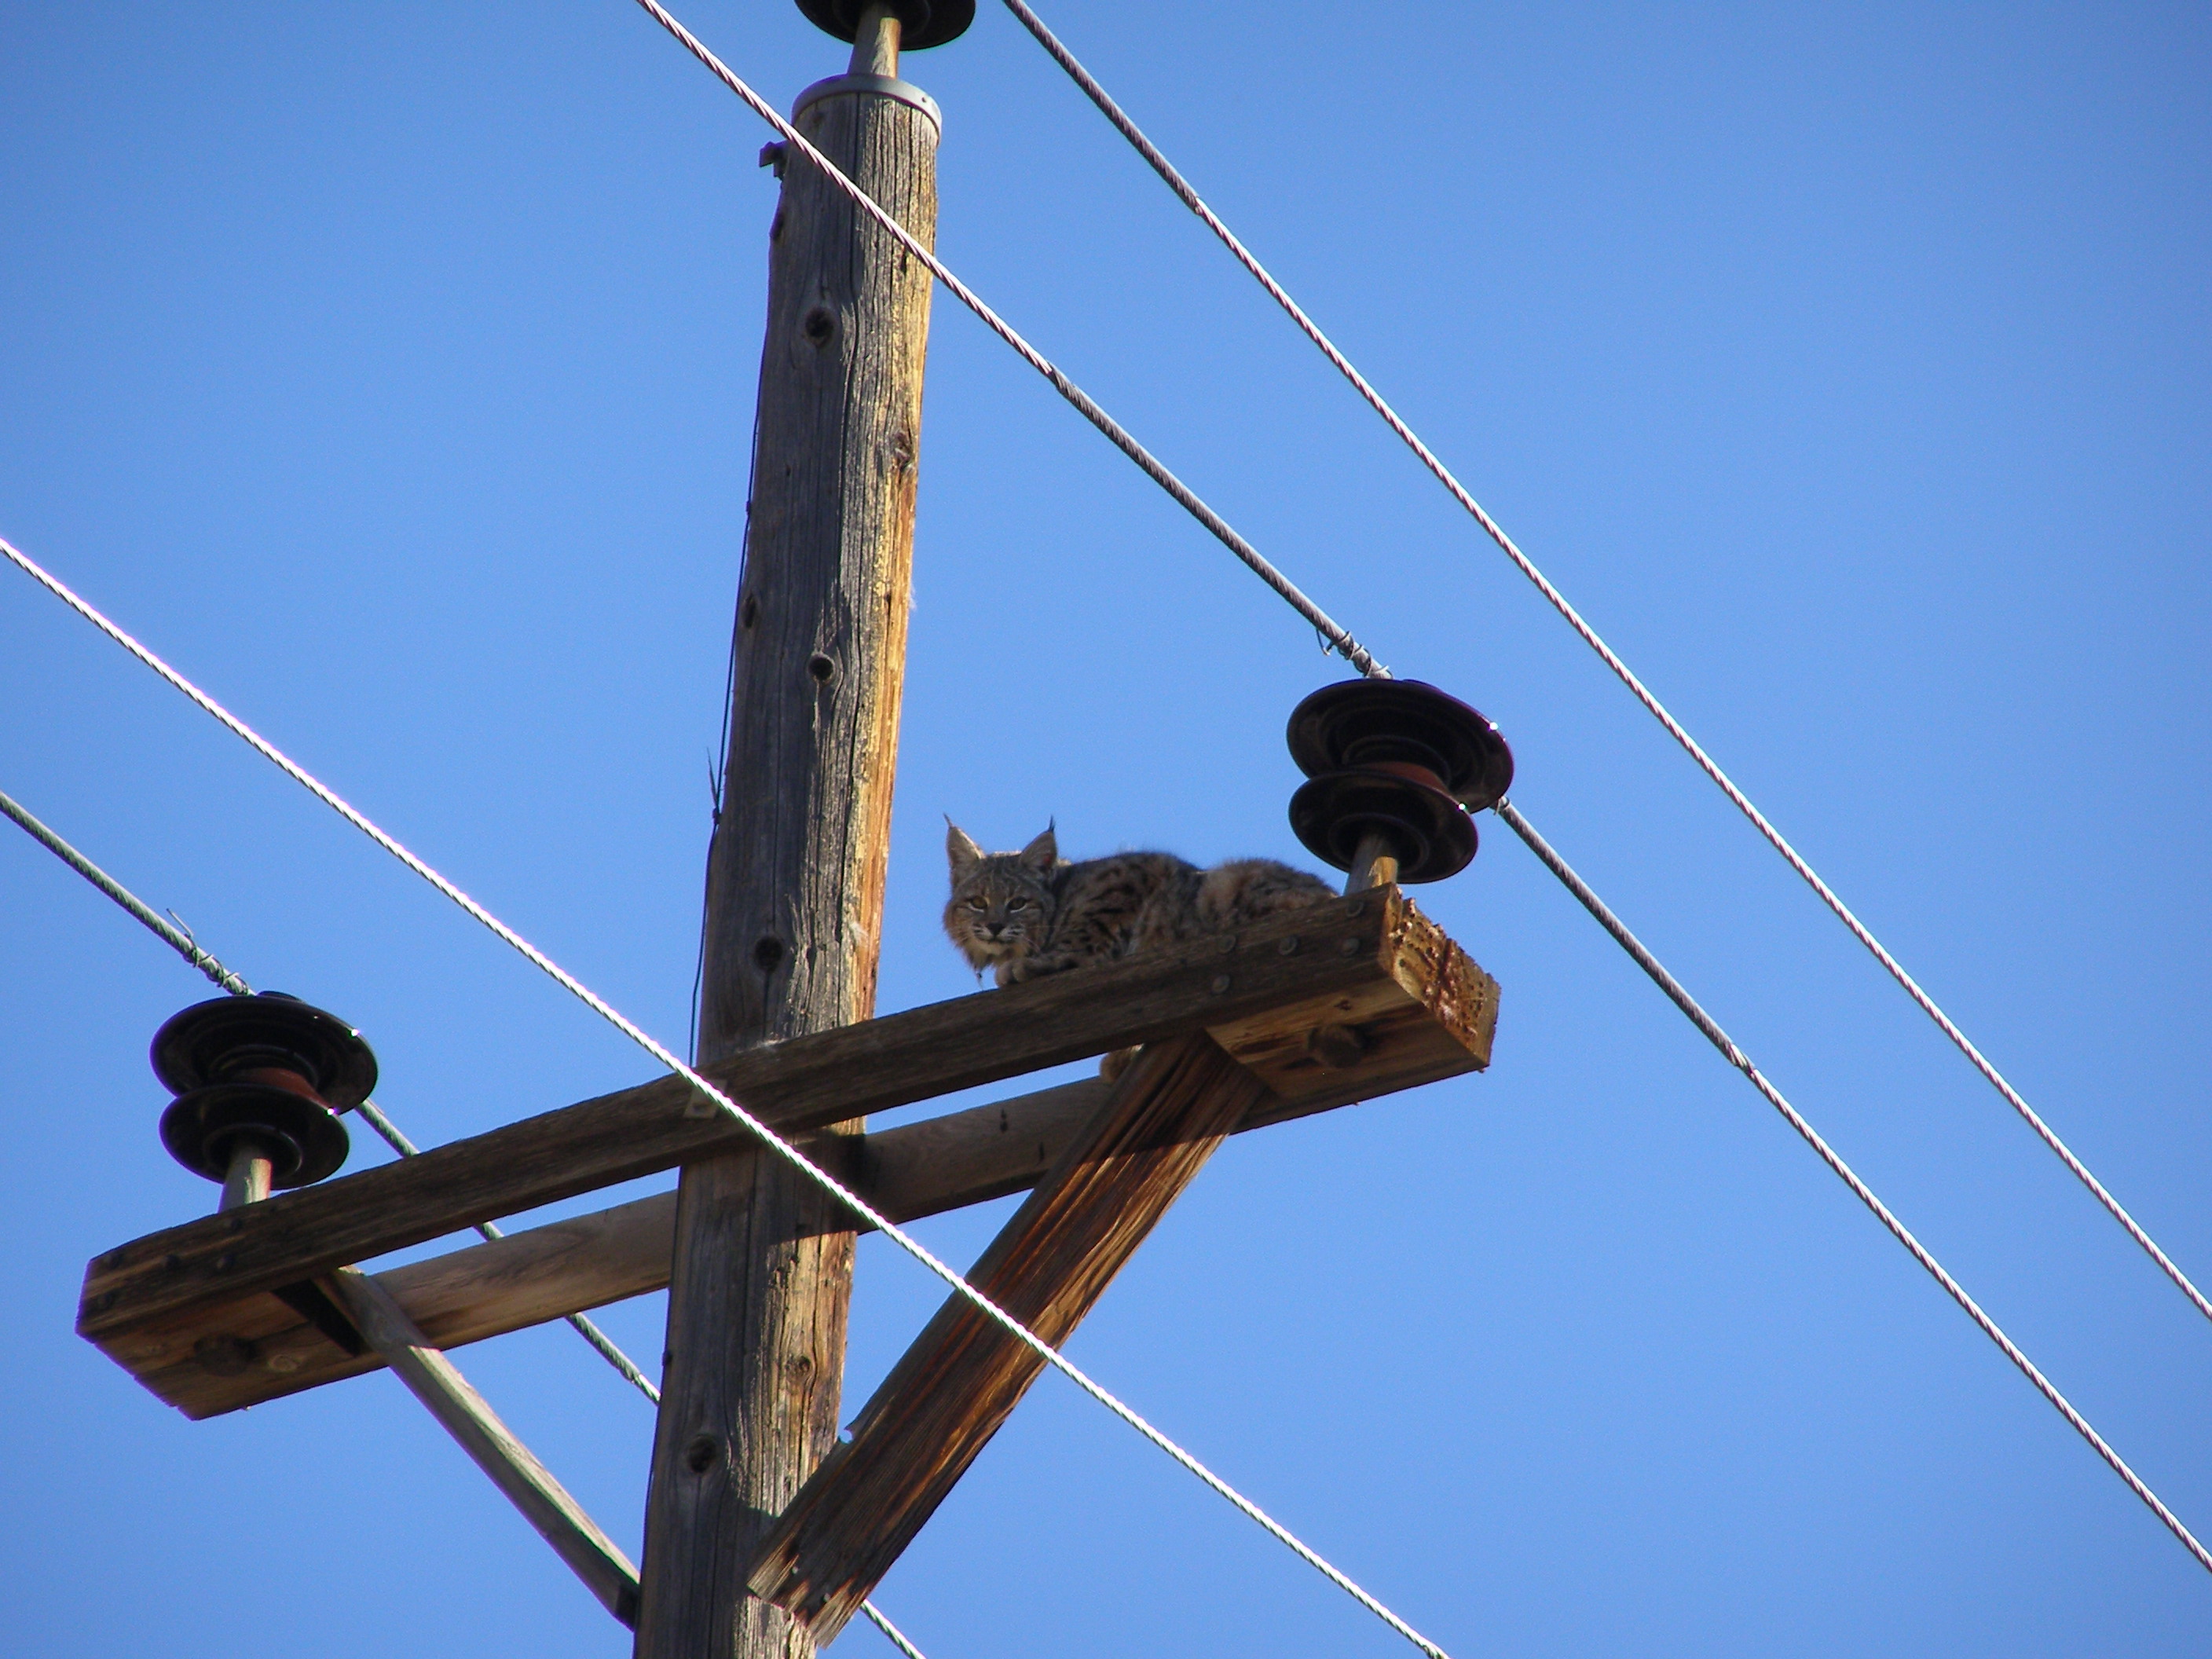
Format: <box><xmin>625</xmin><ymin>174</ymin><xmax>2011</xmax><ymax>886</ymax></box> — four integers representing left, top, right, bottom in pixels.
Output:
<box><xmin>320</xmin><ymin>1268</ymin><xmax>641</xmax><ymax>1627</ymax></box>
<box><xmin>745</xmin><ymin>1034</ymin><xmax>1271</xmax><ymax>1642</ymax></box>
<box><xmin>1207</xmin><ymin>886</ymin><xmax>1500</xmax><ymax>1111</ymax></box>
<box><xmin>79</xmin><ymin>889</ymin><xmax>1474</xmax><ymax>1353</ymax></box>
<box><xmin>634</xmin><ymin>44</ymin><xmax>941</xmax><ymax>1659</ymax></box>
<box><xmin>148</xmin><ymin>1064</ymin><xmax>1462</xmax><ymax>1418</ymax></box>
<box><xmin>148</xmin><ymin>1185</ymin><xmax>699</xmax><ymax>1419</ymax></box>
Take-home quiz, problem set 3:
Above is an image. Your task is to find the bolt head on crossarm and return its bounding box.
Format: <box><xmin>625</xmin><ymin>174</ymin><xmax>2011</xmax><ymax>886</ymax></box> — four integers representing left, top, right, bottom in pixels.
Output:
<box><xmin>794</xmin><ymin>0</ymin><xmax>974</xmax><ymax>50</ymax></box>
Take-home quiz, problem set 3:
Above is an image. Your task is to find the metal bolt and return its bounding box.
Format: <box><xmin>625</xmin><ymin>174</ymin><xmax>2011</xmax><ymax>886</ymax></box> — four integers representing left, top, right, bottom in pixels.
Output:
<box><xmin>1215</xmin><ymin>934</ymin><xmax>1237</xmax><ymax>954</ymax></box>
<box><xmin>1210</xmin><ymin>974</ymin><xmax>1232</xmax><ymax>995</ymax></box>
<box><xmin>1276</xmin><ymin>936</ymin><xmax>1300</xmax><ymax>956</ymax></box>
<box><xmin>1339</xmin><ymin>937</ymin><xmax>1362</xmax><ymax>958</ymax></box>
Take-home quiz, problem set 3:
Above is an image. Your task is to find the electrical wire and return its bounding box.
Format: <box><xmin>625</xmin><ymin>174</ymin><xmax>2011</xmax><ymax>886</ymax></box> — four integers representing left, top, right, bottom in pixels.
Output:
<box><xmin>347</xmin><ymin>1099</ymin><xmax>666</xmax><ymax>1403</ymax></box>
<box><xmin>1493</xmin><ymin>798</ymin><xmax>2212</xmax><ymax>1573</ymax></box>
<box><xmin>625</xmin><ymin>0</ymin><xmax>1385</xmax><ymax>679</ymax></box>
<box><xmin>13</xmin><ymin>498</ymin><xmax>2207</xmax><ymax>1622</ymax></box>
<box><xmin>600</xmin><ymin>11</ymin><xmax>2212</xmax><ymax>1572</ymax></box>
<box><xmin>991</xmin><ymin>0</ymin><xmax>2212</xmax><ymax>1337</ymax></box>
<box><xmin>12</xmin><ymin>0</ymin><xmax>2206</xmax><ymax>1601</ymax></box>
<box><xmin>2</xmin><ymin>784</ymin><xmax>248</xmax><ymax>995</ymax></box>
<box><xmin>4</xmin><ymin>0</ymin><xmax>2198</xmax><ymax>1613</ymax></box>
<box><xmin>2</xmin><ymin>532</ymin><xmax>1456</xmax><ymax>1657</ymax></box>
<box><xmin>861</xmin><ymin>1599</ymin><xmax>932</xmax><ymax>1659</ymax></box>
<box><xmin>1</xmin><ymin>766</ymin><xmax>927</xmax><ymax>1651</ymax></box>
<box><xmin>0</xmin><ymin>773</ymin><xmax>661</xmax><ymax>1401</ymax></box>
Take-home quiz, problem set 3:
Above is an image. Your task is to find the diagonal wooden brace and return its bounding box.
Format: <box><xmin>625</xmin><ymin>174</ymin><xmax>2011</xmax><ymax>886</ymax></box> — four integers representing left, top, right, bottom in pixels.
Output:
<box><xmin>744</xmin><ymin>1032</ymin><xmax>1271</xmax><ymax>1641</ymax></box>
<box><xmin>320</xmin><ymin>1268</ymin><xmax>641</xmax><ymax>1627</ymax></box>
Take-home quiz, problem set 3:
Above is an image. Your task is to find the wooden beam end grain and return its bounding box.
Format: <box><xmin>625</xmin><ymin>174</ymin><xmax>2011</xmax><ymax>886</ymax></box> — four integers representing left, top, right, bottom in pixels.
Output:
<box><xmin>1207</xmin><ymin>887</ymin><xmax>1499</xmax><ymax>1109</ymax></box>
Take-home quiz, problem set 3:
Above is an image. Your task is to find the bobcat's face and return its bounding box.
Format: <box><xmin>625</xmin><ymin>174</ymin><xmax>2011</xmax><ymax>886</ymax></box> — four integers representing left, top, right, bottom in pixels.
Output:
<box><xmin>946</xmin><ymin>868</ymin><xmax>1056</xmax><ymax>970</ymax></box>
<box><xmin>943</xmin><ymin>822</ymin><xmax>1060</xmax><ymax>977</ymax></box>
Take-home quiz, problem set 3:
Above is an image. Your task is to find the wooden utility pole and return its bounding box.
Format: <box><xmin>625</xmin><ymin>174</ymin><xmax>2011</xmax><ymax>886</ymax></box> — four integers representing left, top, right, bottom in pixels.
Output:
<box><xmin>634</xmin><ymin>5</ymin><xmax>954</xmax><ymax>1654</ymax></box>
<box><xmin>69</xmin><ymin>10</ymin><xmax>1509</xmax><ymax>1641</ymax></box>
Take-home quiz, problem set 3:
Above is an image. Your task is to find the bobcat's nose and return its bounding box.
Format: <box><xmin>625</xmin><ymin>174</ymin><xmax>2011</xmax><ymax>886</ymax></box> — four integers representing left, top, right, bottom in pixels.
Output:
<box><xmin>983</xmin><ymin>923</ymin><xmax>1005</xmax><ymax>939</ymax></box>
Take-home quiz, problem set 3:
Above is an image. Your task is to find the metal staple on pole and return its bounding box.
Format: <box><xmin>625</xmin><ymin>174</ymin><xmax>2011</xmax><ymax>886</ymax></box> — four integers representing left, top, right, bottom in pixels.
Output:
<box><xmin>991</xmin><ymin>0</ymin><xmax>2212</xmax><ymax>1336</ymax></box>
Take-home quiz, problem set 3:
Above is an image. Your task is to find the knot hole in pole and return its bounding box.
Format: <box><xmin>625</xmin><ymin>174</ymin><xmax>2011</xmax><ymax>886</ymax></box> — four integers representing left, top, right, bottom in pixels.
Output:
<box><xmin>683</xmin><ymin>1434</ymin><xmax>723</xmax><ymax>1475</ymax></box>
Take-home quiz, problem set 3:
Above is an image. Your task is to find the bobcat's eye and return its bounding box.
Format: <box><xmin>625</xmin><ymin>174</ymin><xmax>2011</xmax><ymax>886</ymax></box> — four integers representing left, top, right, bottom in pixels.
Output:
<box><xmin>1007</xmin><ymin>898</ymin><xmax>1029</xmax><ymax>910</ymax></box>
<box><xmin>965</xmin><ymin>899</ymin><xmax>987</xmax><ymax>910</ymax></box>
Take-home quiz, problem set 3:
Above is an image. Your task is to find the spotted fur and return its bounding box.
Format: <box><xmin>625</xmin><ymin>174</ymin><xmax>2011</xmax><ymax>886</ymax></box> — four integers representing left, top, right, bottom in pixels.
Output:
<box><xmin>943</xmin><ymin>821</ymin><xmax>1333</xmax><ymax>991</ymax></box>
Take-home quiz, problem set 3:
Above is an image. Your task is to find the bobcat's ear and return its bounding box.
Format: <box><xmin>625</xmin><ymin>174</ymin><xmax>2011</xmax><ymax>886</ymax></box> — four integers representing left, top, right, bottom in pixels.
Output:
<box><xmin>1019</xmin><ymin>822</ymin><xmax>1058</xmax><ymax>874</ymax></box>
<box><xmin>946</xmin><ymin>819</ymin><xmax>984</xmax><ymax>879</ymax></box>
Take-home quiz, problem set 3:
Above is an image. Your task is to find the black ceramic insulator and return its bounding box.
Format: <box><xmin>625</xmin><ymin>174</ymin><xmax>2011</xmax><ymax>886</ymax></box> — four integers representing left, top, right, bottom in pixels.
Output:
<box><xmin>1287</xmin><ymin>679</ymin><xmax>1514</xmax><ymax>811</ymax></box>
<box><xmin>793</xmin><ymin>0</ymin><xmax>975</xmax><ymax>49</ymax></box>
<box><xmin>1288</xmin><ymin>767</ymin><xmax>1479</xmax><ymax>884</ymax></box>
<box><xmin>151</xmin><ymin>993</ymin><xmax>378</xmax><ymax>1111</ymax></box>
<box><xmin>160</xmin><ymin>1082</ymin><xmax>351</xmax><ymax>1188</ymax></box>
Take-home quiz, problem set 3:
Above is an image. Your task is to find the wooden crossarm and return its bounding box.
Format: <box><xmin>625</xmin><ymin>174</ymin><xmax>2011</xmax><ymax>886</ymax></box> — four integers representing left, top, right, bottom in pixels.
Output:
<box><xmin>135</xmin><ymin>1080</ymin><xmax>1107</xmax><ymax>1419</ymax></box>
<box><xmin>80</xmin><ymin>889</ymin><xmax>1497</xmax><ymax>1417</ymax></box>
<box><xmin>140</xmin><ymin>1043</ymin><xmax>1464</xmax><ymax>1419</ymax></box>
<box><xmin>745</xmin><ymin>1033</ymin><xmax>1272</xmax><ymax>1642</ymax></box>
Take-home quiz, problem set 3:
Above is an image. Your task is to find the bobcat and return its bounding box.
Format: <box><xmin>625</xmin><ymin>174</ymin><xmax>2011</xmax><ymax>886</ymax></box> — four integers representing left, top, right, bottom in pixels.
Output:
<box><xmin>943</xmin><ymin>821</ymin><xmax>1335</xmax><ymax>990</ymax></box>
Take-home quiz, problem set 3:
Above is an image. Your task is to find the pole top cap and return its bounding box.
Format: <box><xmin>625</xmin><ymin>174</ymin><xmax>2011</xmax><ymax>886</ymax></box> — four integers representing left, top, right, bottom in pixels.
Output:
<box><xmin>796</xmin><ymin>0</ymin><xmax>974</xmax><ymax>50</ymax></box>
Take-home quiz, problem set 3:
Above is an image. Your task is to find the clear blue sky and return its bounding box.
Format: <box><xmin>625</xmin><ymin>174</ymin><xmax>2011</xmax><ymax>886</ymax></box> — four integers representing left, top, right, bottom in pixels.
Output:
<box><xmin>3</xmin><ymin>3</ymin><xmax>2208</xmax><ymax>1655</ymax></box>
